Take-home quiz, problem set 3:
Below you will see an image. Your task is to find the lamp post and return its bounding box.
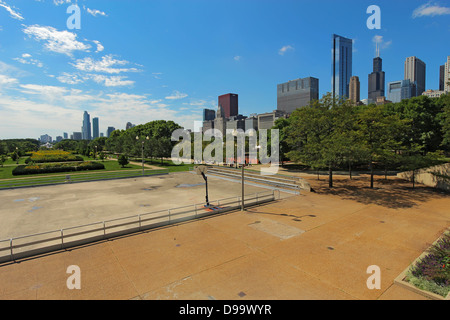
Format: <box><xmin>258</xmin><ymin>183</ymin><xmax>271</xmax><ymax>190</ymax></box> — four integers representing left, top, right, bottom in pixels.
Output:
<box><xmin>136</xmin><ymin>136</ymin><xmax>149</xmax><ymax>176</ymax></box>
<box><xmin>232</xmin><ymin>129</ymin><xmax>246</xmax><ymax>212</ymax></box>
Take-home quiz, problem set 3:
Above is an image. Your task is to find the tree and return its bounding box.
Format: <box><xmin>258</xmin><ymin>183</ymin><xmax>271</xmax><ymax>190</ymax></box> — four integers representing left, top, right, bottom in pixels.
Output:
<box><xmin>98</xmin><ymin>152</ymin><xmax>106</xmax><ymax>162</ymax></box>
<box><xmin>118</xmin><ymin>154</ymin><xmax>129</xmax><ymax>168</ymax></box>
<box><xmin>0</xmin><ymin>154</ymin><xmax>6</xmax><ymax>167</ymax></box>
<box><xmin>285</xmin><ymin>94</ymin><xmax>348</xmax><ymax>188</ymax></box>
<box><xmin>356</xmin><ymin>104</ymin><xmax>409</xmax><ymax>188</ymax></box>
<box><xmin>273</xmin><ymin>118</ymin><xmax>292</xmax><ymax>165</ymax></box>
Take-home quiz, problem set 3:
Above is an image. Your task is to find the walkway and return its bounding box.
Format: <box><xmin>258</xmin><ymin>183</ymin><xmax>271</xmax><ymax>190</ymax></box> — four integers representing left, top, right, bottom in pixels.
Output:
<box><xmin>0</xmin><ymin>175</ymin><xmax>448</xmax><ymax>300</ymax></box>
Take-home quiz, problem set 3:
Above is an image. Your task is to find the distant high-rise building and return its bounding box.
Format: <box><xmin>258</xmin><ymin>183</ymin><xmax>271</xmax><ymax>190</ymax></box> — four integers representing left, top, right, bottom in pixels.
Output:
<box><xmin>92</xmin><ymin>117</ymin><xmax>99</xmax><ymax>139</ymax></box>
<box><xmin>368</xmin><ymin>56</ymin><xmax>385</xmax><ymax>102</ymax></box>
<box><xmin>218</xmin><ymin>93</ymin><xmax>238</xmax><ymax>119</ymax></box>
<box><xmin>203</xmin><ymin>109</ymin><xmax>216</xmax><ymax>121</ymax></box>
<box><xmin>405</xmin><ymin>56</ymin><xmax>426</xmax><ymax>96</ymax></box>
<box><xmin>63</xmin><ymin>132</ymin><xmax>68</xmax><ymax>140</ymax></box>
<box><xmin>445</xmin><ymin>56</ymin><xmax>450</xmax><ymax>93</ymax></box>
<box><xmin>387</xmin><ymin>80</ymin><xmax>416</xmax><ymax>103</ymax></box>
<box><xmin>440</xmin><ymin>65</ymin><xmax>445</xmax><ymax>91</ymax></box>
<box><xmin>277</xmin><ymin>77</ymin><xmax>319</xmax><ymax>114</ymax></box>
<box><xmin>73</xmin><ymin>132</ymin><xmax>82</xmax><ymax>140</ymax></box>
<box><xmin>349</xmin><ymin>76</ymin><xmax>360</xmax><ymax>105</ymax></box>
<box><xmin>40</xmin><ymin>134</ymin><xmax>52</xmax><ymax>144</ymax></box>
<box><xmin>56</xmin><ymin>136</ymin><xmax>63</xmax><ymax>143</ymax></box>
<box><xmin>332</xmin><ymin>34</ymin><xmax>353</xmax><ymax>100</ymax></box>
<box><xmin>82</xmin><ymin>111</ymin><xmax>91</xmax><ymax>141</ymax></box>
<box><xmin>257</xmin><ymin>110</ymin><xmax>286</xmax><ymax>130</ymax></box>
<box><xmin>126</xmin><ymin>122</ymin><xmax>135</xmax><ymax>130</ymax></box>
<box><xmin>107</xmin><ymin>127</ymin><xmax>115</xmax><ymax>138</ymax></box>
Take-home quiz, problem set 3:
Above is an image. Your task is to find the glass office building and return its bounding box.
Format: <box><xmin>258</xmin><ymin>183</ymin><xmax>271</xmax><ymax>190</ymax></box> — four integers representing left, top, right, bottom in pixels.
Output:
<box><xmin>387</xmin><ymin>80</ymin><xmax>415</xmax><ymax>103</ymax></box>
<box><xmin>332</xmin><ymin>34</ymin><xmax>353</xmax><ymax>100</ymax></box>
<box><xmin>277</xmin><ymin>77</ymin><xmax>319</xmax><ymax>114</ymax></box>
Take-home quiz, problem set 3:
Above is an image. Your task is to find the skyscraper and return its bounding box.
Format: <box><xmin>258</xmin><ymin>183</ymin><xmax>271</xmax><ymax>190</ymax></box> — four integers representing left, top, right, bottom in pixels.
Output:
<box><xmin>404</xmin><ymin>56</ymin><xmax>426</xmax><ymax>96</ymax></box>
<box><xmin>107</xmin><ymin>127</ymin><xmax>115</xmax><ymax>138</ymax></box>
<box><xmin>218</xmin><ymin>93</ymin><xmax>238</xmax><ymax>119</ymax></box>
<box><xmin>203</xmin><ymin>109</ymin><xmax>216</xmax><ymax>121</ymax></box>
<box><xmin>332</xmin><ymin>34</ymin><xmax>353</xmax><ymax>100</ymax></box>
<box><xmin>368</xmin><ymin>56</ymin><xmax>385</xmax><ymax>102</ymax></box>
<box><xmin>387</xmin><ymin>80</ymin><xmax>416</xmax><ymax>103</ymax></box>
<box><xmin>277</xmin><ymin>77</ymin><xmax>319</xmax><ymax>114</ymax></box>
<box><xmin>440</xmin><ymin>65</ymin><xmax>445</xmax><ymax>92</ymax></box>
<box><xmin>349</xmin><ymin>76</ymin><xmax>360</xmax><ymax>105</ymax></box>
<box><xmin>82</xmin><ymin>111</ymin><xmax>91</xmax><ymax>141</ymax></box>
<box><xmin>93</xmin><ymin>117</ymin><xmax>99</xmax><ymax>139</ymax></box>
<box><xmin>445</xmin><ymin>56</ymin><xmax>450</xmax><ymax>93</ymax></box>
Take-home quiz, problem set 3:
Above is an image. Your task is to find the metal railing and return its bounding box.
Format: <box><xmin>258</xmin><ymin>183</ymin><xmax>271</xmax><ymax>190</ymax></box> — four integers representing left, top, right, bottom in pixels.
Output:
<box><xmin>0</xmin><ymin>190</ymin><xmax>278</xmax><ymax>263</ymax></box>
<box><xmin>0</xmin><ymin>169</ymin><xmax>169</xmax><ymax>190</ymax></box>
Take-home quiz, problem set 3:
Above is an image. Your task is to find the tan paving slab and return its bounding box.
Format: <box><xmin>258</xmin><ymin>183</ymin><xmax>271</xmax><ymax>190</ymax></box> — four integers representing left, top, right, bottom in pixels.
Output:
<box><xmin>0</xmin><ymin>174</ymin><xmax>448</xmax><ymax>300</ymax></box>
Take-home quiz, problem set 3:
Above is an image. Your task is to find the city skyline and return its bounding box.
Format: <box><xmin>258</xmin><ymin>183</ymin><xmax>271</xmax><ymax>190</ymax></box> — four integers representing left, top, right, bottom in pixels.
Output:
<box><xmin>1</xmin><ymin>0</ymin><xmax>450</xmax><ymax>139</ymax></box>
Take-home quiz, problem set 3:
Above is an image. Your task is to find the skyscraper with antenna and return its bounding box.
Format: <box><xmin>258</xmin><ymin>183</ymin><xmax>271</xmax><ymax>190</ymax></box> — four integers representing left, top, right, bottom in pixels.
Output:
<box><xmin>368</xmin><ymin>41</ymin><xmax>385</xmax><ymax>103</ymax></box>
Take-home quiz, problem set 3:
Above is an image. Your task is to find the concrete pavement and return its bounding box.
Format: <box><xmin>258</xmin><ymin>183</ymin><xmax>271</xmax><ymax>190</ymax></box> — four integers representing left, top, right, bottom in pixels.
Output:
<box><xmin>0</xmin><ymin>174</ymin><xmax>448</xmax><ymax>300</ymax></box>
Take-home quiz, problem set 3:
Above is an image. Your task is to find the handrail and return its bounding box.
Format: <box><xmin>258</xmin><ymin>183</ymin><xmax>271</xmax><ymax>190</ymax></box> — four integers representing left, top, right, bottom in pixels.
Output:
<box><xmin>0</xmin><ymin>190</ymin><xmax>277</xmax><ymax>262</ymax></box>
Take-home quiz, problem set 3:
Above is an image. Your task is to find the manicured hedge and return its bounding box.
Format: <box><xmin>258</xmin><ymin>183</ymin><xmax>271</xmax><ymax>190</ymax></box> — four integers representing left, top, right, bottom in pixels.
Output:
<box><xmin>25</xmin><ymin>150</ymin><xmax>83</xmax><ymax>164</ymax></box>
<box><xmin>12</xmin><ymin>162</ymin><xmax>105</xmax><ymax>176</ymax></box>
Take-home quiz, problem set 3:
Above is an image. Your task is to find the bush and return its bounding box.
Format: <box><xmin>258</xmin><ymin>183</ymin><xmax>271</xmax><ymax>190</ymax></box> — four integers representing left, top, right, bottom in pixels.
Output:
<box><xmin>406</xmin><ymin>232</ymin><xmax>450</xmax><ymax>297</ymax></box>
<box><xmin>118</xmin><ymin>155</ymin><xmax>129</xmax><ymax>168</ymax></box>
<box><xmin>25</xmin><ymin>150</ymin><xmax>83</xmax><ymax>164</ymax></box>
<box><xmin>12</xmin><ymin>161</ymin><xmax>105</xmax><ymax>176</ymax></box>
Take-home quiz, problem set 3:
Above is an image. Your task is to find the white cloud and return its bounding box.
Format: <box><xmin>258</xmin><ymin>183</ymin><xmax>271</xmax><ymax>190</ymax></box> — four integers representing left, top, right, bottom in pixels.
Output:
<box><xmin>165</xmin><ymin>90</ymin><xmax>188</xmax><ymax>100</ymax></box>
<box><xmin>234</xmin><ymin>56</ymin><xmax>242</xmax><ymax>61</ymax></box>
<box><xmin>0</xmin><ymin>74</ymin><xmax>18</xmax><ymax>85</ymax></box>
<box><xmin>412</xmin><ymin>2</ymin><xmax>450</xmax><ymax>18</ymax></box>
<box><xmin>53</xmin><ymin>0</ymin><xmax>71</xmax><ymax>6</ymax></box>
<box><xmin>71</xmin><ymin>55</ymin><xmax>139</xmax><ymax>74</ymax></box>
<box><xmin>88</xmin><ymin>74</ymin><xmax>135</xmax><ymax>87</ymax></box>
<box><xmin>0</xmin><ymin>0</ymin><xmax>24</xmax><ymax>21</ymax></box>
<box><xmin>23</xmin><ymin>25</ymin><xmax>91</xmax><ymax>56</ymax></box>
<box><xmin>13</xmin><ymin>53</ymin><xmax>44</xmax><ymax>68</ymax></box>
<box><xmin>57</xmin><ymin>72</ymin><xmax>84</xmax><ymax>85</ymax></box>
<box><xmin>86</xmin><ymin>8</ymin><xmax>107</xmax><ymax>17</ymax></box>
<box><xmin>278</xmin><ymin>45</ymin><xmax>294</xmax><ymax>56</ymax></box>
<box><xmin>92</xmin><ymin>40</ymin><xmax>104</xmax><ymax>53</ymax></box>
<box><xmin>152</xmin><ymin>72</ymin><xmax>163</xmax><ymax>79</ymax></box>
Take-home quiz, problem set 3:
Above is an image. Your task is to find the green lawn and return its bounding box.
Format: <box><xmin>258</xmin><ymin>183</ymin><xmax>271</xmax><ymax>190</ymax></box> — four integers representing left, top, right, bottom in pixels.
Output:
<box><xmin>143</xmin><ymin>158</ymin><xmax>195</xmax><ymax>172</ymax></box>
<box><xmin>0</xmin><ymin>160</ymin><xmax>143</xmax><ymax>180</ymax></box>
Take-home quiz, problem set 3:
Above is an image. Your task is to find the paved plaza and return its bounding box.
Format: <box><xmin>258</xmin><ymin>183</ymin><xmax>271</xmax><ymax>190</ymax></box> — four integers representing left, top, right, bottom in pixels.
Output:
<box><xmin>0</xmin><ymin>172</ymin><xmax>448</xmax><ymax>300</ymax></box>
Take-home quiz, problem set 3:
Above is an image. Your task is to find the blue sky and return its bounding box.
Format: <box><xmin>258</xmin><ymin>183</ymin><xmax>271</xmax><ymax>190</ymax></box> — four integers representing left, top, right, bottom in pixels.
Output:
<box><xmin>0</xmin><ymin>0</ymin><xmax>449</xmax><ymax>139</ymax></box>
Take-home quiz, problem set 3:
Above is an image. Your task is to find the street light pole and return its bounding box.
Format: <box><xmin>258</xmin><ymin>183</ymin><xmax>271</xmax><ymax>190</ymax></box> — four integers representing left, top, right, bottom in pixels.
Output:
<box><xmin>136</xmin><ymin>136</ymin><xmax>149</xmax><ymax>176</ymax></box>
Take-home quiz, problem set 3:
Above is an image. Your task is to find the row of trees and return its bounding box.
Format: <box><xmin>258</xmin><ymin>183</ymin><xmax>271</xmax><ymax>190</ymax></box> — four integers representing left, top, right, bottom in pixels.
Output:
<box><xmin>274</xmin><ymin>93</ymin><xmax>450</xmax><ymax>188</ymax></box>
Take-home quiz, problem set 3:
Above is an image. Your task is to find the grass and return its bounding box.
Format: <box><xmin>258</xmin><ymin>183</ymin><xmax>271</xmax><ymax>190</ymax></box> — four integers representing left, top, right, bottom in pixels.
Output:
<box><xmin>143</xmin><ymin>158</ymin><xmax>195</xmax><ymax>173</ymax></box>
<box><xmin>0</xmin><ymin>160</ymin><xmax>144</xmax><ymax>181</ymax></box>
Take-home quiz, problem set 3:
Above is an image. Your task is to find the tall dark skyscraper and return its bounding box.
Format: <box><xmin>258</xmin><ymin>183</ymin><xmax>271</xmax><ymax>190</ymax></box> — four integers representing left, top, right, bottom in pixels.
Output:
<box><xmin>440</xmin><ymin>65</ymin><xmax>445</xmax><ymax>91</ymax></box>
<box><xmin>93</xmin><ymin>117</ymin><xmax>99</xmax><ymax>139</ymax></box>
<box><xmin>331</xmin><ymin>34</ymin><xmax>353</xmax><ymax>100</ymax></box>
<box><xmin>277</xmin><ymin>77</ymin><xmax>319</xmax><ymax>114</ymax></box>
<box><xmin>82</xmin><ymin>111</ymin><xmax>91</xmax><ymax>141</ymax></box>
<box><xmin>218</xmin><ymin>93</ymin><xmax>238</xmax><ymax>119</ymax></box>
<box><xmin>203</xmin><ymin>109</ymin><xmax>216</xmax><ymax>121</ymax></box>
<box><xmin>368</xmin><ymin>56</ymin><xmax>385</xmax><ymax>102</ymax></box>
<box><xmin>405</xmin><ymin>56</ymin><xmax>426</xmax><ymax>96</ymax></box>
